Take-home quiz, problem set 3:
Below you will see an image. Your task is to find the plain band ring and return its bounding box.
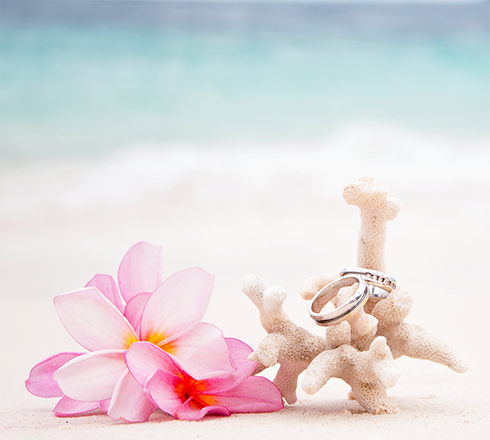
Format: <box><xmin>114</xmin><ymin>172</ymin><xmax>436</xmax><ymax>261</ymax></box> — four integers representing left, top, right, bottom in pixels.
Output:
<box><xmin>309</xmin><ymin>274</ymin><xmax>369</xmax><ymax>326</ymax></box>
<box><xmin>340</xmin><ymin>267</ymin><xmax>396</xmax><ymax>300</ymax></box>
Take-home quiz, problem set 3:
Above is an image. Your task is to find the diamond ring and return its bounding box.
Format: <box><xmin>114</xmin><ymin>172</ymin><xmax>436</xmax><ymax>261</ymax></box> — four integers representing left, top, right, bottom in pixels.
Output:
<box><xmin>340</xmin><ymin>267</ymin><xmax>396</xmax><ymax>300</ymax></box>
<box><xmin>309</xmin><ymin>274</ymin><xmax>369</xmax><ymax>326</ymax></box>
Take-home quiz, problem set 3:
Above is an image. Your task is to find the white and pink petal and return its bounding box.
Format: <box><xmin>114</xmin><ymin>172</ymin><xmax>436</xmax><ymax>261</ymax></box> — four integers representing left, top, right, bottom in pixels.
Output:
<box><xmin>26</xmin><ymin>352</ymin><xmax>84</xmax><ymax>398</ymax></box>
<box><xmin>54</xmin><ymin>349</ymin><xmax>127</xmax><ymax>402</ymax></box>
<box><xmin>139</xmin><ymin>268</ymin><xmax>214</xmax><ymax>345</ymax></box>
<box><xmin>53</xmin><ymin>396</ymin><xmax>99</xmax><ymax>417</ymax></box>
<box><xmin>118</xmin><ymin>242</ymin><xmax>163</xmax><ymax>303</ymax></box>
<box><xmin>144</xmin><ymin>369</ymin><xmax>186</xmax><ymax>418</ymax></box>
<box><xmin>99</xmin><ymin>399</ymin><xmax>110</xmax><ymax>412</ymax></box>
<box><xmin>175</xmin><ymin>400</ymin><xmax>230</xmax><ymax>421</ymax></box>
<box><xmin>162</xmin><ymin>322</ymin><xmax>235</xmax><ymax>380</ymax></box>
<box><xmin>210</xmin><ymin>376</ymin><xmax>284</xmax><ymax>413</ymax></box>
<box><xmin>124</xmin><ymin>293</ymin><xmax>151</xmax><ymax>336</ymax></box>
<box><xmin>201</xmin><ymin>338</ymin><xmax>257</xmax><ymax>394</ymax></box>
<box><xmin>54</xmin><ymin>287</ymin><xmax>138</xmax><ymax>351</ymax></box>
<box><xmin>107</xmin><ymin>370</ymin><xmax>157</xmax><ymax>422</ymax></box>
<box><xmin>85</xmin><ymin>274</ymin><xmax>124</xmax><ymax>313</ymax></box>
<box><xmin>125</xmin><ymin>342</ymin><xmax>179</xmax><ymax>387</ymax></box>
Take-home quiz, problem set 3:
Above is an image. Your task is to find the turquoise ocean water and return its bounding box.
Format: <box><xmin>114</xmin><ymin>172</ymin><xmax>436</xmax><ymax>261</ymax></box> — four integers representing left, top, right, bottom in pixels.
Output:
<box><xmin>0</xmin><ymin>1</ymin><xmax>489</xmax><ymax>222</ymax></box>
<box><xmin>1</xmin><ymin>1</ymin><xmax>489</xmax><ymax>162</ymax></box>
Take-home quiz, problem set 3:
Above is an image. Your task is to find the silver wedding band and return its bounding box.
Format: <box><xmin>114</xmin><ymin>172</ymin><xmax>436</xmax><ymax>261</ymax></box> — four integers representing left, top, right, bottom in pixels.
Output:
<box><xmin>309</xmin><ymin>268</ymin><xmax>396</xmax><ymax>326</ymax></box>
<box><xmin>341</xmin><ymin>267</ymin><xmax>396</xmax><ymax>300</ymax></box>
<box><xmin>309</xmin><ymin>274</ymin><xmax>369</xmax><ymax>326</ymax></box>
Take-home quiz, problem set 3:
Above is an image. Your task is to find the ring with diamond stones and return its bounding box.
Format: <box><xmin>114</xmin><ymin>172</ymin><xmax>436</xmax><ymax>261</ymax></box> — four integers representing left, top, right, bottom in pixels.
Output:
<box><xmin>309</xmin><ymin>274</ymin><xmax>369</xmax><ymax>326</ymax></box>
<box><xmin>340</xmin><ymin>267</ymin><xmax>396</xmax><ymax>301</ymax></box>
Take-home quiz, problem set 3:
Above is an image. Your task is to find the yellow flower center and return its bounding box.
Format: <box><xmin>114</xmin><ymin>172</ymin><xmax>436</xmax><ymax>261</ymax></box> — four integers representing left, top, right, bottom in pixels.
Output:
<box><xmin>142</xmin><ymin>332</ymin><xmax>176</xmax><ymax>355</ymax></box>
<box><xmin>185</xmin><ymin>379</ymin><xmax>216</xmax><ymax>409</ymax></box>
<box><xmin>125</xmin><ymin>334</ymin><xmax>140</xmax><ymax>350</ymax></box>
<box><xmin>145</xmin><ymin>332</ymin><xmax>166</xmax><ymax>346</ymax></box>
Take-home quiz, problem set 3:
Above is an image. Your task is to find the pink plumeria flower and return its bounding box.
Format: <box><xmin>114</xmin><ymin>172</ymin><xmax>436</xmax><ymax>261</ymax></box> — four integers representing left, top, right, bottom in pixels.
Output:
<box><xmin>125</xmin><ymin>339</ymin><xmax>284</xmax><ymax>420</ymax></box>
<box><xmin>26</xmin><ymin>242</ymin><xmax>234</xmax><ymax>422</ymax></box>
<box><xmin>25</xmin><ymin>352</ymin><xmax>108</xmax><ymax>416</ymax></box>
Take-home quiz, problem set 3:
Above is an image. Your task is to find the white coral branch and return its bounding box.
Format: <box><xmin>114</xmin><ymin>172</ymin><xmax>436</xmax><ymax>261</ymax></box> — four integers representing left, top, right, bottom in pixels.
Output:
<box><xmin>302</xmin><ymin>336</ymin><xmax>400</xmax><ymax>414</ymax></box>
<box><xmin>241</xmin><ymin>274</ymin><xmax>329</xmax><ymax>404</ymax></box>
<box><xmin>343</xmin><ymin>175</ymin><xmax>402</xmax><ymax>273</ymax></box>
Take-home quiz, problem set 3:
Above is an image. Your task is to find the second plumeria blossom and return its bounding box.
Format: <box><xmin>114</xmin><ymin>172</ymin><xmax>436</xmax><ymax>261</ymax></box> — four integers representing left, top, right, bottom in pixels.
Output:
<box><xmin>26</xmin><ymin>242</ymin><xmax>236</xmax><ymax>422</ymax></box>
<box><xmin>126</xmin><ymin>339</ymin><xmax>283</xmax><ymax>420</ymax></box>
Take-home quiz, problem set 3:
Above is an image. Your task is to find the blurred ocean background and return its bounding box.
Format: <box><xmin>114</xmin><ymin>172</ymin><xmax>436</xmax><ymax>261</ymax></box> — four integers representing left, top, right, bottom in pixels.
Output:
<box><xmin>1</xmin><ymin>0</ymin><xmax>489</xmax><ymax>160</ymax></box>
<box><xmin>0</xmin><ymin>1</ymin><xmax>489</xmax><ymax>341</ymax></box>
<box><xmin>1</xmin><ymin>3</ymin><xmax>490</xmax><ymax>432</ymax></box>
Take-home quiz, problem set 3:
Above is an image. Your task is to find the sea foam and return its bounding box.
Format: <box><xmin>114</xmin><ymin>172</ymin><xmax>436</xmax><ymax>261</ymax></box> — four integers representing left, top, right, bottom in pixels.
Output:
<box><xmin>1</xmin><ymin>121</ymin><xmax>488</xmax><ymax>224</ymax></box>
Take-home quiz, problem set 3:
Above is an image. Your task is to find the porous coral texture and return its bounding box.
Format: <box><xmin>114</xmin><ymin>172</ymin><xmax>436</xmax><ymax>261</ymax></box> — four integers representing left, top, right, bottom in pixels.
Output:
<box><xmin>332</xmin><ymin>284</ymin><xmax>378</xmax><ymax>342</ymax></box>
<box><xmin>296</xmin><ymin>176</ymin><xmax>469</xmax><ymax>412</ymax></box>
<box><xmin>244</xmin><ymin>177</ymin><xmax>468</xmax><ymax>414</ymax></box>
<box><xmin>301</xmin><ymin>176</ymin><xmax>401</xmax><ymax>315</ymax></box>
<box><xmin>370</xmin><ymin>288</ymin><xmax>470</xmax><ymax>373</ymax></box>
<box><xmin>343</xmin><ymin>175</ymin><xmax>402</xmax><ymax>274</ymax></box>
<box><xmin>300</xmin><ymin>278</ymin><xmax>378</xmax><ymax>346</ymax></box>
<box><xmin>241</xmin><ymin>275</ymin><xmax>401</xmax><ymax>412</ymax></box>
<box><xmin>299</xmin><ymin>273</ymin><xmax>339</xmax><ymax>301</ymax></box>
<box><xmin>302</xmin><ymin>336</ymin><xmax>400</xmax><ymax>414</ymax></box>
<box><xmin>241</xmin><ymin>275</ymin><xmax>328</xmax><ymax>404</ymax></box>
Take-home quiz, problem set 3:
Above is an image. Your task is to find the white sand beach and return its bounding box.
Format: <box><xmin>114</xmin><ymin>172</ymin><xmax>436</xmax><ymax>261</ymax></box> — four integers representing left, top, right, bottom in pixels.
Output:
<box><xmin>1</xmin><ymin>1</ymin><xmax>489</xmax><ymax>437</ymax></box>
<box><xmin>1</xmin><ymin>139</ymin><xmax>489</xmax><ymax>439</ymax></box>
